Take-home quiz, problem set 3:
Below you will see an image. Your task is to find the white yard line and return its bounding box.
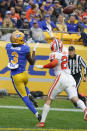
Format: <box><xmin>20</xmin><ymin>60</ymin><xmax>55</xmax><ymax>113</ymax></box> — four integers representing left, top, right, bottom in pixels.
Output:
<box><xmin>0</xmin><ymin>105</ymin><xmax>83</xmax><ymax>112</ymax></box>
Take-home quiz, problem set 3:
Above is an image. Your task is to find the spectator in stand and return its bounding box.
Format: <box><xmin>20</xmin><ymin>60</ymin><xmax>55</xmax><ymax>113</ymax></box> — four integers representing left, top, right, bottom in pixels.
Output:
<box><xmin>25</xmin><ymin>0</ymin><xmax>34</xmax><ymax>11</ymax></box>
<box><xmin>4</xmin><ymin>10</ymin><xmax>11</xmax><ymax>19</ymax></box>
<box><xmin>20</xmin><ymin>19</ymin><xmax>29</xmax><ymax>29</ymax></box>
<box><xmin>47</xmin><ymin>7</ymin><xmax>54</xmax><ymax>22</ymax></box>
<box><xmin>29</xmin><ymin>14</ymin><xmax>42</xmax><ymax>28</ymax></box>
<box><xmin>44</xmin><ymin>0</ymin><xmax>54</xmax><ymax>11</ymax></box>
<box><xmin>77</xmin><ymin>0</ymin><xmax>87</xmax><ymax>11</ymax></box>
<box><xmin>82</xmin><ymin>7</ymin><xmax>87</xmax><ymax>19</ymax></box>
<box><xmin>17</xmin><ymin>0</ymin><xmax>23</xmax><ymax>6</ymax></box>
<box><xmin>40</xmin><ymin>4</ymin><xmax>46</xmax><ymax>18</ymax></box>
<box><xmin>26</xmin><ymin>4</ymin><xmax>37</xmax><ymax>22</ymax></box>
<box><xmin>41</xmin><ymin>14</ymin><xmax>56</xmax><ymax>31</ymax></box>
<box><xmin>66</xmin><ymin>15</ymin><xmax>80</xmax><ymax>33</ymax></box>
<box><xmin>80</xmin><ymin>16</ymin><xmax>87</xmax><ymax>46</ymax></box>
<box><xmin>74</xmin><ymin>9</ymin><xmax>83</xmax><ymax>21</ymax></box>
<box><xmin>7</xmin><ymin>0</ymin><xmax>15</xmax><ymax>9</ymax></box>
<box><xmin>15</xmin><ymin>3</ymin><xmax>23</xmax><ymax>15</ymax></box>
<box><xmin>52</xmin><ymin>0</ymin><xmax>62</xmax><ymax>23</ymax></box>
<box><xmin>64</xmin><ymin>0</ymin><xmax>78</xmax><ymax>6</ymax></box>
<box><xmin>0</xmin><ymin>0</ymin><xmax>8</xmax><ymax>18</ymax></box>
<box><xmin>60</xmin><ymin>0</ymin><xmax>66</xmax><ymax>7</ymax></box>
<box><xmin>30</xmin><ymin>20</ymin><xmax>46</xmax><ymax>43</ymax></box>
<box><xmin>33</xmin><ymin>0</ymin><xmax>43</xmax><ymax>7</ymax></box>
<box><xmin>47</xmin><ymin>7</ymin><xmax>54</xmax><ymax>15</ymax></box>
<box><xmin>16</xmin><ymin>11</ymin><xmax>26</xmax><ymax>28</ymax></box>
<box><xmin>56</xmin><ymin>14</ymin><xmax>67</xmax><ymax>32</ymax></box>
<box><xmin>60</xmin><ymin>0</ymin><xmax>78</xmax><ymax>7</ymax></box>
<box><xmin>36</xmin><ymin>4</ymin><xmax>42</xmax><ymax>15</ymax></box>
<box><xmin>0</xmin><ymin>13</ymin><xmax>3</xmax><ymax>27</ymax></box>
<box><xmin>17</xmin><ymin>0</ymin><xmax>25</xmax><ymax>11</ymax></box>
<box><xmin>20</xmin><ymin>19</ymin><xmax>30</xmax><ymax>41</ymax></box>
<box><xmin>2</xmin><ymin>12</ymin><xmax>13</xmax><ymax>34</ymax></box>
<box><xmin>44</xmin><ymin>1</ymin><xmax>53</xmax><ymax>11</ymax></box>
<box><xmin>10</xmin><ymin>7</ymin><xmax>20</xmax><ymax>26</ymax></box>
<box><xmin>34</xmin><ymin>14</ymin><xmax>40</xmax><ymax>21</ymax></box>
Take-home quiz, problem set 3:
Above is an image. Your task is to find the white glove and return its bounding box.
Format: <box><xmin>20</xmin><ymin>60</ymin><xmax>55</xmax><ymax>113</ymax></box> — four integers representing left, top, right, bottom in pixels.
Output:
<box><xmin>35</xmin><ymin>65</ymin><xmax>43</xmax><ymax>69</ymax></box>
<box><xmin>46</xmin><ymin>24</ymin><xmax>54</xmax><ymax>38</ymax></box>
<box><xmin>33</xmin><ymin>43</ymin><xmax>39</xmax><ymax>52</ymax></box>
<box><xmin>46</xmin><ymin>29</ymin><xmax>54</xmax><ymax>38</ymax></box>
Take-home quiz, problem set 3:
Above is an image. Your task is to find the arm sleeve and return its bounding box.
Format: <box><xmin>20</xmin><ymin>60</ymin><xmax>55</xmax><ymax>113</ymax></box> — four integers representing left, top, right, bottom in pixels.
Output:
<box><xmin>25</xmin><ymin>45</ymin><xmax>30</xmax><ymax>53</ymax></box>
<box><xmin>43</xmin><ymin>59</ymin><xmax>58</xmax><ymax>69</ymax></box>
<box><xmin>80</xmin><ymin>56</ymin><xmax>87</xmax><ymax>76</ymax></box>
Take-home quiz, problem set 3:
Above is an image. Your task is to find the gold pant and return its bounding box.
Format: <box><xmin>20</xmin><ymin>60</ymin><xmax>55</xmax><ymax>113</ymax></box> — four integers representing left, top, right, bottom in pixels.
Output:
<box><xmin>12</xmin><ymin>71</ymin><xmax>29</xmax><ymax>97</ymax></box>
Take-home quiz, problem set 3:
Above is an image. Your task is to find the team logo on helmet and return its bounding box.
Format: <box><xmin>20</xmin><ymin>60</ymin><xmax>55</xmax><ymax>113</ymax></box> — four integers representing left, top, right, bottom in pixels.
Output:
<box><xmin>11</xmin><ymin>30</ymin><xmax>24</xmax><ymax>45</ymax></box>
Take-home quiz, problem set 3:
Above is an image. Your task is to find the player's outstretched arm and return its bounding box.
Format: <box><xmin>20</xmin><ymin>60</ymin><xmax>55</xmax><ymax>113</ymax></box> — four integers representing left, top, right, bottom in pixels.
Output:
<box><xmin>35</xmin><ymin>59</ymin><xmax>58</xmax><ymax>69</ymax></box>
<box><xmin>27</xmin><ymin>52</ymin><xmax>35</xmax><ymax>65</ymax></box>
<box><xmin>27</xmin><ymin>43</ymin><xmax>39</xmax><ymax>65</ymax></box>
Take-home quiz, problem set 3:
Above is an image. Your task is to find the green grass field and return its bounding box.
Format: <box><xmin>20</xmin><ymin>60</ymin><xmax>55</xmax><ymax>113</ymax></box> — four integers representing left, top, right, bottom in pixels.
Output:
<box><xmin>0</xmin><ymin>96</ymin><xmax>87</xmax><ymax>131</ymax></box>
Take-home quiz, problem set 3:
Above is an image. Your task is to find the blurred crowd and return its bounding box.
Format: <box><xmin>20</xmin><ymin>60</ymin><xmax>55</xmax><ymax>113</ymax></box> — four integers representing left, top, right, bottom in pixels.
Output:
<box><xmin>0</xmin><ymin>0</ymin><xmax>87</xmax><ymax>45</ymax></box>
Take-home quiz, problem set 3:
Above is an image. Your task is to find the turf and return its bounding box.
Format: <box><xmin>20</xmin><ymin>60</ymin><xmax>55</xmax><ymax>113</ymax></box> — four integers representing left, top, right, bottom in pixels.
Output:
<box><xmin>0</xmin><ymin>96</ymin><xmax>87</xmax><ymax>130</ymax></box>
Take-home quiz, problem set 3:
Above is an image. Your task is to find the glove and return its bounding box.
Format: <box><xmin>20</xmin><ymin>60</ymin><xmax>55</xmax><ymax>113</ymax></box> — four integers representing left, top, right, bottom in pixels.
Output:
<box><xmin>47</xmin><ymin>30</ymin><xmax>54</xmax><ymax>38</ymax></box>
<box><xmin>33</xmin><ymin>43</ymin><xmax>39</xmax><ymax>52</ymax></box>
<box><xmin>46</xmin><ymin>25</ymin><xmax>54</xmax><ymax>38</ymax></box>
<box><xmin>35</xmin><ymin>65</ymin><xmax>43</xmax><ymax>69</ymax></box>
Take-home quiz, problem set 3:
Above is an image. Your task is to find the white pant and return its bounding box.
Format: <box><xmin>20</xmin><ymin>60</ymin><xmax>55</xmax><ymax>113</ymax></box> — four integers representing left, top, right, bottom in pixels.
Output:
<box><xmin>48</xmin><ymin>72</ymin><xmax>78</xmax><ymax>100</ymax></box>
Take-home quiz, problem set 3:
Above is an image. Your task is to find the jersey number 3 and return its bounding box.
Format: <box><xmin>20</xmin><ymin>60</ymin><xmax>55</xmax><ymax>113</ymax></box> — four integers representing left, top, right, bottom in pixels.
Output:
<box><xmin>11</xmin><ymin>52</ymin><xmax>18</xmax><ymax>64</ymax></box>
<box><xmin>61</xmin><ymin>56</ymin><xmax>68</xmax><ymax>69</ymax></box>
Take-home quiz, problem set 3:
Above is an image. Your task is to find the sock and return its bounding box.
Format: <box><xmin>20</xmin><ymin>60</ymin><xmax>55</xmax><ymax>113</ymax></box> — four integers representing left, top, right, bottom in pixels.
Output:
<box><xmin>25</xmin><ymin>87</ymin><xmax>30</xmax><ymax>95</ymax></box>
<box><xmin>22</xmin><ymin>96</ymin><xmax>37</xmax><ymax>114</ymax></box>
<box><xmin>78</xmin><ymin>93</ymin><xmax>86</xmax><ymax>104</ymax></box>
<box><xmin>41</xmin><ymin>104</ymin><xmax>50</xmax><ymax>123</ymax></box>
<box><xmin>77</xmin><ymin>99</ymin><xmax>86</xmax><ymax>111</ymax></box>
<box><xmin>35</xmin><ymin>112</ymin><xmax>39</xmax><ymax>118</ymax></box>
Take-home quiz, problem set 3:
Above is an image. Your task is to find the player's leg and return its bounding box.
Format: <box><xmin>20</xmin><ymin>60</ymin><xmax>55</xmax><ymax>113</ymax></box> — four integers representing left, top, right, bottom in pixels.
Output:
<box><xmin>37</xmin><ymin>74</ymin><xmax>62</xmax><ymax>127</ymax></box>
<box><xmin>36</xmin><ymin>97</ymin><xmax>52</xmax><ymax>127</ymax></box>
<box><xmin>65</xmin><ymin>86</ymin><xmax>87</xmax><ymax>121</ymax></box>
<box><xmin>38</xmin><ymin>97</ymin><xmax>52</xmax><ymax>127</ymax></box>
<box><xmin>11</xmin><ymin>74</ymin><xmax>41</xmax><ymax>121</ymax></box>
<box><xmin>78</xmin><ymin>93</ymin><xmax>86</xmax><ymax>105</ymax></box>
<box><xmin>24</xmin><ymin>71</ymin><xmax>38</xmax><ymax>107</ymax></box>
<box><xmin>74</xmin><ymin>74</ymin><xmax>86</xmax><ymax>105</ymax></box>
<box><xmin>25</xmin><ymin>86</ymin><xmax>30</xmax><ymax>95</ymax></box>
<box><xmin>25</xmin><ymin>86</ymin><xmax>38</xmax><ymax>107</ymax></box>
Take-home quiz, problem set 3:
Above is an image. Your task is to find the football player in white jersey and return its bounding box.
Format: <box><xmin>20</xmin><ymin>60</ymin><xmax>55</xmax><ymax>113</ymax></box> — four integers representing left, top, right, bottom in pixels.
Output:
<box><xmin>35</xmin><ymin>39</ymin><xmax>87</xmax><ymax>127</ymax></box>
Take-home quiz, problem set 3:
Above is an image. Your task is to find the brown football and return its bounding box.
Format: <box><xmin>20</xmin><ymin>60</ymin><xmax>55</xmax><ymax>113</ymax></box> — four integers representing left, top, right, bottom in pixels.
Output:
<box><xmin>63</xmin><ymin>5</ymin><xmax>75</xmax><ymax>14</ymax></box>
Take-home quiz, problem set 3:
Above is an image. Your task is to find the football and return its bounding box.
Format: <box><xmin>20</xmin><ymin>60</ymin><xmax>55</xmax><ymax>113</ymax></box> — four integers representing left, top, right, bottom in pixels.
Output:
<box><xmin>63</xmin><ymin>5</ymin><xmax>75</xmax><ymax>14</ymax></box>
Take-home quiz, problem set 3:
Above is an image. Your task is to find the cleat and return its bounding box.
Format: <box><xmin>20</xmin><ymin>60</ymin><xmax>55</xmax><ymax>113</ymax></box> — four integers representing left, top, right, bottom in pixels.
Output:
<box><xmin>36</xmin><ymin>122</ymin><xmax>44</xmax><ymax>127</ymax></box>
<box><xmin>37</xmin><ymin>113</ymin><xmax>42</xmax><ymax>122</ymax></box>
<box><xmin>84</xmin><ymin>108</ymin><xmax>87</xmax><ymax>121</ymax></box>
<box><xmin>28</xmin><ymin>94</ymin><xmax>38</xmax><ymax>107</ymax></box>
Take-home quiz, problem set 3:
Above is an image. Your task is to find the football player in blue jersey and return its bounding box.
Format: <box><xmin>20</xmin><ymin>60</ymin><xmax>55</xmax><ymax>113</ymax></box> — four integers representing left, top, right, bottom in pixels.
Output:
<box><xmin>6</xmin><ymin>30</ymin><xmax>41</xmax><ymax>121</ymax></box>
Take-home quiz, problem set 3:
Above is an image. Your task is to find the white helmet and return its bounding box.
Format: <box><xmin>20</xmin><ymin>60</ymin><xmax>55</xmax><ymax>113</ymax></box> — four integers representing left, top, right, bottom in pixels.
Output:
<box><xmin>50</xmin><ymin>39</ymin><xmax>63</xmax><ymax>52</ymax></box>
